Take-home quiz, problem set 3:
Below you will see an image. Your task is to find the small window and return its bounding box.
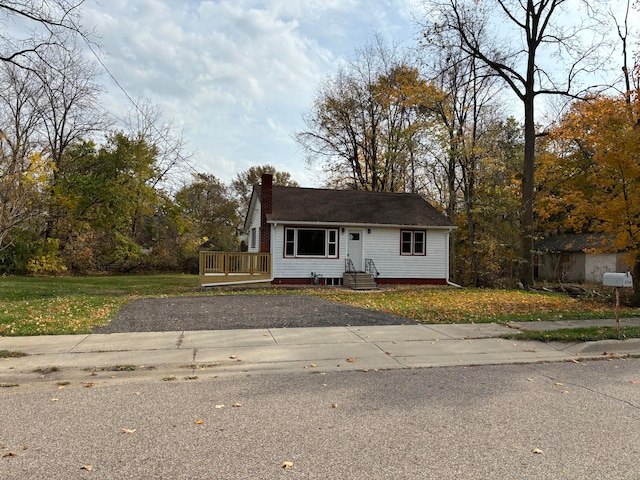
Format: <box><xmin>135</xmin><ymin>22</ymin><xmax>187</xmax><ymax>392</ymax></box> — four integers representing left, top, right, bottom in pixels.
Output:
<box><xmin>413</xmin><ymin>231</ymin><xmax>425</xmax><ymax>254</ymax></box>
<box><xmin>250</xmin><ymin>228</ymin><xmax>257</xmax><ymax>249</ymax></box>
<box><xmin>285</xmin><ymin>228</ymin><xmax>295</xmax><ymax>257</ymax></box>
<box><xmin>401</xmin><ymin>231</ymin><xmax>413</xmax><ymax>254</ymax></box>
<box><xmin>328</xmin><ymin>230</ymin><xmax>337</xmax><ymax>257</ymax></box>
<box><xmin>401</xmin><ymin>230</ymin><xmax>427</xmax><ymax>256</ymax></box>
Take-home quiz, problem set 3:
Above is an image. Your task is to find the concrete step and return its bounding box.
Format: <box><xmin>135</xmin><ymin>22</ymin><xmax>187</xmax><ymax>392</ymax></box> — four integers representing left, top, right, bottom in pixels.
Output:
<box><xmin>343</xmin><ymin>273</ymin><xmax>378</xmax><ymax>290</ymax></box>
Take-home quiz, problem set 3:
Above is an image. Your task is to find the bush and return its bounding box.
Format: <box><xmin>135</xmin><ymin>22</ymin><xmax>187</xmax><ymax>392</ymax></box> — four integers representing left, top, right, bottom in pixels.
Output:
<box><xmin>26</xmin><ymin>238</ymin><xmax>68</xmax><ymax>276</ymax></box>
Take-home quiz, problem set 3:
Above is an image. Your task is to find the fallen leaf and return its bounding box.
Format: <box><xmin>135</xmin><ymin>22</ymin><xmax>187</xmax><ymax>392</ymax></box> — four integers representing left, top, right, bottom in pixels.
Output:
<box><xmin>630</xmin><ymin>380</ymin><xmax>639</xmax><ymax>384</ymax></box>
<box><xmin>229</xmin><ymin>355</ymin><xmax>237</xmax><ymax>359</ymax></box>
<box><xmin>531</xmin><ymin>448</ymin><xmax>543</xmax><ymax>454</ymax></box>
<box><xmin>58</xmin><ymin>386</ymin><xmax>66</xmax><ymax>390</ymax></box>
<box><xmin>194</xmin><ymin>419</ymin><xmax>205</xmax><ymax>425</ymax></box>
<box><xmin>346</xmin><ymin>357</ymin><xmax>355</xmax><ymax>363</ymax></box>
<box><xmin>331</xmin><ymin>403</ymin><xmax>338</xmax><ymax>408</ymax></box>
<box><xmin>215</xmin><ymin>404</ymin><xmax>225</xmax><ymax>409</ymax></box>
<box><xmin>232</xmin><ymin>402</ymin><xmax>242</xmax><ymax>408</ymax></box>
<box><xmin>81</xmin><ymin>465</ymin><xmax>94</xmax><ymax>471</ymax></box>
<box><xmin>50</xmin><ymin>398</ymin><xmax>59</xmax><ymax>402</ymax></box>
<box><xmin>281</xmin><ymin>461</ymin><xmax>294</xmax><ymax>469</ymax></box>
<box><xmin>310</xmin><ymin>363</ymin><xmax>317</xmax><ymax>368</ymax></box>
<box><xmin>121</xmin><ymin>428</ymin><xmax>136</xmax><ymax>434</ymax></box>
<box><xmin>2</xmin><ymin>452</ymin><xmax>17</xmax><ymax>458</ymax></box>
<box><xmin>554</xmin><ymin>382</ymin><xmax>564</xmax><ymax>387</ymax></box>
<box><xmin>85</xmin><ymin>382</ymin><xmax>94</xmax><ymax>388</ymax></box>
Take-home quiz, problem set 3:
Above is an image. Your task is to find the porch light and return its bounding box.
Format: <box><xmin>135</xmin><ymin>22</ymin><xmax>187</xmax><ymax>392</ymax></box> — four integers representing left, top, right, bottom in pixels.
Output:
<box><xmin>341</xmin><ymin>228</ymin><xmax>345</xmax><ymax>234</ymax></box>
<box><xmin>367</xmin><ymin>228</ymin><xmax>371</xmax><ymax>234</ymax></box>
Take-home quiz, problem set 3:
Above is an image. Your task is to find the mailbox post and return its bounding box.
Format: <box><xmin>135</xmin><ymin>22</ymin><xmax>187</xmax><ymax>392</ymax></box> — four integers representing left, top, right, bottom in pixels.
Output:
<box><xmin>603</xmin><ymin>272</ymin><xmax>633</xmax><ymax>330</ymax></box>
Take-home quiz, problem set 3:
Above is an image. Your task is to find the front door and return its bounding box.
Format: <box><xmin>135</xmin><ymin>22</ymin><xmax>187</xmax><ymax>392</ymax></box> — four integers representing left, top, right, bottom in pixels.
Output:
<box><xmin>347</xmin><ymin>229</ymin><xmax>363</xmax><ymax>271</ymax></box>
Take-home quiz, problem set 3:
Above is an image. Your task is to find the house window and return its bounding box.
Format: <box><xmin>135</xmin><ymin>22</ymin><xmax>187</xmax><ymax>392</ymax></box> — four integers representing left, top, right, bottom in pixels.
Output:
<box><xmin>284</xmin><ymin>228</ymin><xmax>339</xmax><ymax>258</ymax></box>
<box><xmin>250</xmin><ymin>228</ymin><xmax>257</xmax><ymax>249</ymax></box>
<box><xmin>401</xmin><ymin>230</ymin><xmax>426</xmax><ymax>256</ymax></box>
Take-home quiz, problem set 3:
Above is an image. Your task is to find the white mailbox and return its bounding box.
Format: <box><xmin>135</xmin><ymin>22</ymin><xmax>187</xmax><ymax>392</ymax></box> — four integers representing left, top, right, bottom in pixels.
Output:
<box><xmin>603</xmin><ymin>272</ymin><xmax>633</xmax><ymax>288</ymax></box>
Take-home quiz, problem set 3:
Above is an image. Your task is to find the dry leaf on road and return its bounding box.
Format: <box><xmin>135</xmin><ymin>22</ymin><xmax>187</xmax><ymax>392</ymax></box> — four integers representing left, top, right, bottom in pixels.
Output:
<box><xmin>121</xmin><ymin>428</ymin><xmax>137</xmax><ymax>434</ymax></box>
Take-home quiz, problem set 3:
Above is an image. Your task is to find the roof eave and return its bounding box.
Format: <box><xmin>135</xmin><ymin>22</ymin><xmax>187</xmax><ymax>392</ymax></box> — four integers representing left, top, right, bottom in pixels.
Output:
<box><xmin>266</xmin><ymin>219</ymin><xmax>456</xmax><ymax>230</ymax></box>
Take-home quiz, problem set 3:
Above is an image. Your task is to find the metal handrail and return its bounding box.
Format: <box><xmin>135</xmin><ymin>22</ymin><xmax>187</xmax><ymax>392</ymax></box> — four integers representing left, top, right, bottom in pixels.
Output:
<box><xmin>345</xmin><ymin>258</ymin><xmax>356</xmax><ymax>273</ymax></box>
<box><xmin>345</xmin><ymin>258</ymin><xmax>357</xmax><ymax>289</ymax></box>
<box><xmin>365</xmin><ymin>258</ymin><xmax>380</xmax><ymax>278</ymax></box>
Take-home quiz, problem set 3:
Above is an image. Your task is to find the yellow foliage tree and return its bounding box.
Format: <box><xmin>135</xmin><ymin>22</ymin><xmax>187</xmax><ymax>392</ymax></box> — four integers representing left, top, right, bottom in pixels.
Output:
<box><xmin>537</xmin><ymin>93</ymin><xmax>640</xmax><ymax>303</ymax></box>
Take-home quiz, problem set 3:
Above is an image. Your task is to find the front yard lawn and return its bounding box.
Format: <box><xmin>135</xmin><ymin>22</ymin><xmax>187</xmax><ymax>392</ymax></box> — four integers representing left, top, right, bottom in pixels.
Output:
<box><xmin>0</xmin><ymin>275</ymin><xmax>637</xmax><ymax>336</ymax></box>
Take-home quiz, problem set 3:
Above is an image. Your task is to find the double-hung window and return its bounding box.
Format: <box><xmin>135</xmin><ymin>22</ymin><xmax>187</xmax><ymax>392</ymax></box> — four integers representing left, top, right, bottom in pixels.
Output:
<box><xmin>401</xmin><ymin>230</ymin><xmax>426</xmax><ymax>256</ymax></box>
<box><xmin>284</xmin><ymin>228</ymin><xmax>338</xmax><ymax>258</ymax></box>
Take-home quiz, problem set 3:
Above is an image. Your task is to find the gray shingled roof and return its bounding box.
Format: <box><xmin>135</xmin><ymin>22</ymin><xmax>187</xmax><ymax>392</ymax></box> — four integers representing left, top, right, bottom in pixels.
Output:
<box><xmin>535</xmin><ymin>233</ymin><xmax>617</xmax><ymax>252</ymax></box>
<box><xmin>255</xmin><ymin>186</ymin><xmax>454</xmax><ymax>227</ymax></box>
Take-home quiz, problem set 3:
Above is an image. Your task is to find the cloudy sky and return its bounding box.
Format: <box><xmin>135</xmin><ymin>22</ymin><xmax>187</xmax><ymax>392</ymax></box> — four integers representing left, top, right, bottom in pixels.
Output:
<box><xmin>80</xmin><ymin>0</ymin><xmax>635</xmax><ymax>189</ymax></box>
<box><xmin>80</xmin><ymin>0</ymin><xmax>419</xmax><ymax>187</ymax></box>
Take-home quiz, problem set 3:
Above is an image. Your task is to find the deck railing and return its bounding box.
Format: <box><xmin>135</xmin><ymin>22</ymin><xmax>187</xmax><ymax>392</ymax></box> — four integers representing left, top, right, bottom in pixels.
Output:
<box><xmin>199</xmin><ymin>252</ymin><xmax>272</xmax><ymax>286</ymax></box>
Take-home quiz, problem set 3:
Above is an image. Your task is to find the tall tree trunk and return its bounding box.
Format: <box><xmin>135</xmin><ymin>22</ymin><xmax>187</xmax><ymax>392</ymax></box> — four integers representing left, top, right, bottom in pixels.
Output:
<box><xmin>521</xmin><ymin>93</ymin><xmax>536</xmax><ymax>287</ymax></box>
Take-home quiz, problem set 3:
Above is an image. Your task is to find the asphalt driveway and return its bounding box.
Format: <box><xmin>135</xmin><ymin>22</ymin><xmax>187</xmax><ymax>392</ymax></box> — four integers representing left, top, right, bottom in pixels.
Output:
<box><xmin>93</xmin><ymin>294</ymin><xmax>416</xmax><ymax>333</ymax></box>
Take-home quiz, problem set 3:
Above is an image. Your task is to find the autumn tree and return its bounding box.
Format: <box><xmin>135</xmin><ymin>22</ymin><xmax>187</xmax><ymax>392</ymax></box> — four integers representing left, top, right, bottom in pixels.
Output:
<box><xmin>419</xmin><ymin>24</ymin><xmax>505</xmax><ymax>284</ymax></box>
<box><xmin>0</xmin><ymin>1</ymin><xmax>90</xmax><ymax>70</ymax></box>
<box><xmin>296</xmin><ymin>37</ymin><xmax>440</xmax><ymax>192</ymax></box>
<box><xmin>50</xmin><ymin>133</ymin><xmax>163</xmax><ymax>273</ymax></box>
<box><xmin>419</xmin><ymin>0</ymin><xmax>614</xmax><ymax>287</ymax></box>
<box><xmin>0</xmin><ymin>62</ymin><xmax>48</xmax><ymax>252</ymax></box>
<box><xmin>123</xmin><ymin>97</ymin><xmax>193</xmax><ymax>189</ymax></box>
<box><xmin>537</xmin><ymin>94</ymin><xmax>640</xmax><ymax>304</ymax></box>
<box><xmin>175</xmin><ymin>173</ymin><xmax>240</xmax><ymax>254</ymax></box>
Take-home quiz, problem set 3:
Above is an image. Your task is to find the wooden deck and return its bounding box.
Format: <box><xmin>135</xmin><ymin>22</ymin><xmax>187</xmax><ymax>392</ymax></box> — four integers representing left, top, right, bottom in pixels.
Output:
<box><xmin>199</xmin><ymin>252</ymin><xmax>272</xmax><ymax>286</ymax></box>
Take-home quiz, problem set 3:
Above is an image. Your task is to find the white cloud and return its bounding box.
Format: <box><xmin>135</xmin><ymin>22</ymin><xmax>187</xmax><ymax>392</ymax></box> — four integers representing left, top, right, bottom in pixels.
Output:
<box><xmin>83</xmin><ymin>0</ymin><xmax>419</xmax><ymax>186</ymax></box>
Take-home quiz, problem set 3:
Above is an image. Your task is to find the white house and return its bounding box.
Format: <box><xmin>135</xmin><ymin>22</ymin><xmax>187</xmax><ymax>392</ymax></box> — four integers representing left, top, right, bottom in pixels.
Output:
<box><xmin>237</xmin><ymin>173</ymin><xmax>455</xmax><ymax>288</ymax></box>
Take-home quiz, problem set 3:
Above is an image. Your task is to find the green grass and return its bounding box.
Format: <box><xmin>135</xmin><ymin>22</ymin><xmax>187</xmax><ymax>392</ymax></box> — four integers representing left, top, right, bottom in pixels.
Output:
<box><xmin>0</xmin><ymin>275</ymin><xmax>638</xmax><ymax>337</ymax></box>
<box><xmin>0</xmin><ymin>349</ymin><xmax>28</xmax><ymax>358</ymax></box>
<box><xmin>0</xmin><ymin>274</ymin><xmax>199</xmax><ymax>336</ymax></box>
<box><xmin>503</xmin><ymin>326</ymin><xmax>640</xmax><ymax>343</ymax></box>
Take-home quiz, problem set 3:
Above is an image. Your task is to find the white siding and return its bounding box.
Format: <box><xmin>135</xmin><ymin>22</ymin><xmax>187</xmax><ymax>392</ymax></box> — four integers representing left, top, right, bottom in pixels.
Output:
<box><xmin>271</xmin><ymin>224</ymin><xmax>450</xmax><ymax>281</ymax></box>
<box><xmin>246</xmin><ymin>199</ymin><xmax>262</xmax><ymax>253</ymax></box>
<box><xmin>363</xmin><ymin>227</ymin><xmax>449</xmax><ymax>279</ymax></box>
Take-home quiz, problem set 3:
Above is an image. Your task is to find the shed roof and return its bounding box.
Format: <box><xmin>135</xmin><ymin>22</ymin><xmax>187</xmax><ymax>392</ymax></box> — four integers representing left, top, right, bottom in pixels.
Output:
<box><xmin>253</xmin><ymin>185</ymin><xmax>454</xmax><ymax>228</ymax></box>
<box><xmin>535</xmin><ymin>233</ymin><xmax>617</xmax><ymax>253</ymax></box>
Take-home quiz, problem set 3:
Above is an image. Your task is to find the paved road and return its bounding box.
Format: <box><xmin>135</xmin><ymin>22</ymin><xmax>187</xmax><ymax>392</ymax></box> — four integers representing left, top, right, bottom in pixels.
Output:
<box><xmin>2</xmin><ymin>359</ymin><xmax>640</xmax><ymax>479</ymax></box>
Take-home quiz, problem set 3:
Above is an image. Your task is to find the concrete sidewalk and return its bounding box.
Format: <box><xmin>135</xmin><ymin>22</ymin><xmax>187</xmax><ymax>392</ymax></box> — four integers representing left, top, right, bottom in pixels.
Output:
<box><xmin>2</xmin><ymin>319</ymin><xmax>640</xmax><ymax>380</ymax></box>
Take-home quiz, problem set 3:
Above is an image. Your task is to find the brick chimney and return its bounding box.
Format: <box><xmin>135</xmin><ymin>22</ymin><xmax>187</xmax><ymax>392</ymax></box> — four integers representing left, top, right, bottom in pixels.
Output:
<box><xmin>259</xmin><ymin>173</ymin><xmax>273</xmax><ymax>252</ymax></box>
